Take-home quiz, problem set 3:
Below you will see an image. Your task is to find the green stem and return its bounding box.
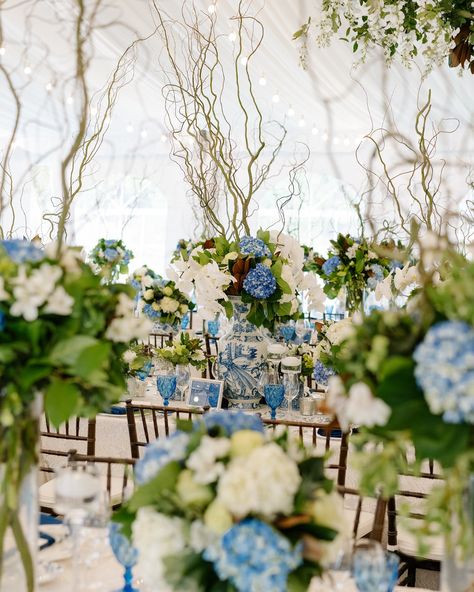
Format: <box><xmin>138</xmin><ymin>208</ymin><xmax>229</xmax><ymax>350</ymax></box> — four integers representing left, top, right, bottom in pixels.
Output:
<box><xmin>11</xmin><ymin>511</ymin><xmax>34</xmax><ymax>592</ymax></box>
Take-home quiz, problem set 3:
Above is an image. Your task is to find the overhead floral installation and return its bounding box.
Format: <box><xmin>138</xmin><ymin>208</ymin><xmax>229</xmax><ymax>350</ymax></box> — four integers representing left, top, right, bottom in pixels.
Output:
<box><xmin>170</xmin><ymin>230</ymin><xmax>325</xmax><ymax>330</ymax></box>
<box><xmin>114</xmin><ymin>411</ymin><xmax>348</xmax><ymax>592</ymax></box>
<box><xmin>90</xmin><ymin>238</ymin><xmax>133</xmax><ymax>282</ymax></box>
<box><xmin>295</xmin><ymin>1</ymin><xmax>474</xmax><ymax>73</ymax></box>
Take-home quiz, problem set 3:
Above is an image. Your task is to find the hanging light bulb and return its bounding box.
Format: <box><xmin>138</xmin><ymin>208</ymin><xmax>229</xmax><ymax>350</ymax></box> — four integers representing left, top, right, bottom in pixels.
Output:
<box><xmin>258</xmin><ymin>74</ymin><xmax>266</xmax><ymax>86</ymax></box>
<box><xmin>208</xmin><ymin>3</ymin><xmax>216</xmax><ymax>14</ymax></box>
<box><xmin>160</xmin><ymin>134</ymin><xmax>167</xmax><ymax>143</ymax></box>
<box><xmin>312</xmin><ymin>125</ymin><xmax>319</xmax><ymax>136</ymax></box>
<box><xmin>45</xmin><ymin>82</ymin><xmax>53</xmax><ymax>92</ymax></box>
<box><xmin>287</xmin><ymin>106</ymin><xmax>295</xmax><ymax>117</ymax></box>
<box><xmin>126</xmin><ymin>123</ymin><xmax>134</xmax><ymax>133</ymax></box>
<box><xmin>240</xmin><ymin>55</ymin><xmax>248</xmax><ymax>66</ymax></box>
<box><xmin>322</xmin><ymin>132</ymin><xmax>329</xmax><ymax>142</ymax></box>
<box><xmin>24</xmin><ymin>65</ymin><xmax>32</xmax><ymax>75</ymax></box>
<box><xmin>298</xmin><ymin>117</ymin><xmax>306</xmax><ymax>128</ymax></box>
<box><xmin>0</xmin><ymin>47</ymin><xmax>5</xmax><ymax>56</ymax></box>
<box><xmin>228</xmin><ymin>31</ymin><xmax>237</xmax><ymax>42</ymax></box>
<box><xmin>272</xmin><ymin>92</ymin><xmax>280</xmax><ymax>104</ymax></box>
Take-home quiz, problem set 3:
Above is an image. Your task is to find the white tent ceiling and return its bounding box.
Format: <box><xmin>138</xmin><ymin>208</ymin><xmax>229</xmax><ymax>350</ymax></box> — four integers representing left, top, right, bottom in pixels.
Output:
<box><xmin>1</xmin><ymin>0</ymin><xmax>472</xmax><ymax>268</ymax></box>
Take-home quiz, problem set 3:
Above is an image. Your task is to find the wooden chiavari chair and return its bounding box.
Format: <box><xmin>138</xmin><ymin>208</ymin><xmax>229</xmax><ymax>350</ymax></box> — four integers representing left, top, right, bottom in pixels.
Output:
<box><xmin>147</xmin><ymin>331</ymin><xmax>173</xmax><ymax>349</ymax></box>
<box><xmin>125</xmin><ymin>400</ymin><xmax>207</xmax><ymax>459</ymax></box>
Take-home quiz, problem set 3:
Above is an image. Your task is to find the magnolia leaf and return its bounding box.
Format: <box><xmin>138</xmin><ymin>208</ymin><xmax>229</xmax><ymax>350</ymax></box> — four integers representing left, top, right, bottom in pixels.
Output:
<box><xmin>45</xmin><ymin>379</ymin><xmax>80</xmax><ymax>427</ymax></box>
<box><xmin>49</xmin><ymin>335</ymin><xmax>99</xmax><ymax>367</ymax></box>
<box><xmin>72</xmin><ymin>342</ymin><xmax>111</xmax><ymax>381</ymax></box>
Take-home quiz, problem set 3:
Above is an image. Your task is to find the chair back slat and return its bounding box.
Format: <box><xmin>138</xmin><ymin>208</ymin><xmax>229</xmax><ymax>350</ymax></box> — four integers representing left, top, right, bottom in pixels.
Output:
<box><xmin>148</xmin><ymin>332</ymin><xmax>173</xmax><ymax>348</ymax></box>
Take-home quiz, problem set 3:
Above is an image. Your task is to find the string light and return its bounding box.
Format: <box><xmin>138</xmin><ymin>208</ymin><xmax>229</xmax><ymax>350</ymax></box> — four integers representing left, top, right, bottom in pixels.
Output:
<box><xmin>0</xmin><ymin>47</ymin><xmax>5</xmax><ymax>56</ymax></box>
<box><xmin>240</xmin><ymin>56</ymin><xmax>248</xmax><ymax>66</ymax></box>
<box><xmin>322</xmin><ymin>132</ymin><xmax>329</xmax><ymax>142</ymax></box>
<box><xmin>228</xmin><ymin>31</ymin><xmax>237</xmax><ymax>42</ymax></box>
<box><xmin>287</xmin><ymin>106</ymin><xmax>295</xmax><ymax>117</ymax></box>
<box><xmin>160</xmin><ymin>134</ymin><xmax>167</xmax><ymax>143</ymax></box>
<box><xmin>272</xmin><ymin>92</ymin><xmax>280</xmax><ymax>104</ymax></box>
<box><xmin>208</xmin><ymin>3</ymin><xmax>216</xmax><ymax>13</ymax></box>
<box><xmin>126</xmin><ymin>123</ymin><xmax>134</xmax><ymax>133</ymax></box>
<box><xmin>45</xmin><ymin>82</ymin><xmax>53</xmax><ymax>92</ymax></box>
<box><xmin>298</xmin><ymin>117</ymin><xmax>306</xmax><ymax>128</ymax></box>
<box><xmin>140</xmin><ymin>129</ymin><xmax>148</xmax><ymax>139</ymax></box>
<box><xmin>312</xmin><ymin>125</ymin><xmax>319</xmax><ymax>136</ymax></box>
<box><xmin>66</xmin><ymin>95</ymin><xmax>74</xmax><ymax>105</ymax></box>
<box><xmin>24</xmin><ymin>65</ymin><xmax>32</xmax><ymax>75</ymax></box>
<box><xmin>343</xmin><ymin>137</ymin><xmax>350</xmax><ymax>146</ymax></box>
<box><xmin>258</xmin><ymin>74</ymin><xmax>266</xmax><ymax>86</ymax></box>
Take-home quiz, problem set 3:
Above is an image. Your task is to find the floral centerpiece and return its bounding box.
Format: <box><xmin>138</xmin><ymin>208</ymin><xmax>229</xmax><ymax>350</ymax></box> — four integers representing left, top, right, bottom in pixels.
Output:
<box><xmin>0</xmin><ymin>239</ymin><xmax>151</xmax><ymax>590</ymax></box>
<box><xmin>287</xmin><ymin>343</ymin><xmax>317</xmax><ymax>379</ymax></box>
<box><xmin>157</xmin><ymin>332</ymin><xmax>207</xmax><ymax>371</ymax></box>
<box><xmin>297</xmin><ymin>0</ymin><xmax>474</xmax><ymax>73</ymax></box>
<box><xmin>171</xmin><ymin>230</ymin><xmax>325</xmax><ymax>329</ymax></box>
<box><xmin>170</xmin><ymin>230</ymin><xmax>325</xmax><ymax>408</ymax></box>
<box><xmin>114</xmin><ymin>411</ymin><xmax>347</xmax><ymax>592</ymax></box>
<box><xmin>90</xmin><ymin>238</ymin><xmax>133</xmax><ymax>282</ymax></box>
<box><xmin>131</xmin><ymin>266</ymin><xmax>194</xmax><ymax>329</ymax></box>
<box><xmin>311</xmin><ymin>234</ymin><xmax>399</xmax><ymax>313</ymax></box>
<box><xmin>123</xmin><ymin>344</ymin><xmax>154</xmax><ymax>379</ymax></box>
<box><xmin>170</xmin><ymin>238</ymin><xmax>199</xmax><ymax>263</ymax></box>
<box><xmin>324</xmin><ymin>245</ymin><xmax>474</xmax><ymax>586</ymax></box>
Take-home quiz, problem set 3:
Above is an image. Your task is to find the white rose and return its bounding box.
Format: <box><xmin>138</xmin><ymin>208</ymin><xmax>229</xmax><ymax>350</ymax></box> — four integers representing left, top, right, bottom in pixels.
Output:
<box><xmin>143</xmin><ymin>289</ymin><xmax>154</xmax><ymax>300</ymax></box>
<box><xmin>123</xmin><ymin>349</ymin><xmax>137</xmax><ymax>364</ymax></box>
<box><xmin>160</xmin><ymin>296</ymin><xmax>180</xmax><ymax>313</ymax></box>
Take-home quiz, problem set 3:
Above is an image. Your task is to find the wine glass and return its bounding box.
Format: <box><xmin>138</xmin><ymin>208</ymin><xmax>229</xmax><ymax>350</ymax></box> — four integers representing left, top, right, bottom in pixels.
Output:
<box><xmin>327</xmin><ymin>540</ymin><xmax>353</xmax><ymax>591</ymax></box>
<box><xmin>207</xmin><ymin>318</ymin><xmax>220</xmax><ymax>337</ymax></box>
<box><xmin>175</xmin><ymin>364</ymin><xmax>190</xmax><ymax>402</ymax></box>
<box><xmin>180</xmin><ymin>313</ymin><xmax>190</xmax><ymax>330</ymax></box>
<box><xmin>264</xmin><ymin>384</ymin><xmax>285</xmax><ymax>420</ymax></box>
<box><xmin>352</xmin><ymin>542</ymin><xmax>399</xmax><ymax>592</ymax></box>
<box><xmin>156</xmin><ymin>374</ymin><xmax>177</xmax><ymax>406</ymax></box>
<box><xmin>54</xmin><ymin>464</ymin><xmax>101</xmax><ymax>592</ymax></box>
<box><xmin>295</xmin><ymin>319</ymin><xmax>307</xmax><ymax>341</ymax></box>
<box><xmin>109</xmin><ymin>522</ymin><xmax>139</xmax><ymax>592</ymax></box>
<box><xmin>282</xmin><ymin>373</ymin><xmax>299</xmax><ymax>418</ymax></box>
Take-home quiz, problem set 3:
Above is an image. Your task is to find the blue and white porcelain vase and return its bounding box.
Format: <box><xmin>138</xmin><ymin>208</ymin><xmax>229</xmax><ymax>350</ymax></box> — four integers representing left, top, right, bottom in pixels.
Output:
<box><xmin>217</xmin><ymin>297</ymin><xmax>268</xmax><ymax>409</ymax></box>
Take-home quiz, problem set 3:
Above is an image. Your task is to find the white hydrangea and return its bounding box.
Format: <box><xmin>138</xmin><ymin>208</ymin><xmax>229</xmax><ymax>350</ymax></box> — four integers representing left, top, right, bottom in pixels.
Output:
<box><xmin>133</xmin><ymin>508</ymin><xmax>187</xmax><ymax>591</ymax></box>
<box><xmin>217</xmin><ymin>442</ymin><xmax>301</xmax><ymax>519</ymax></box>
<box><xmin>186</xmin><ymin>436</ymin><xmax>231</xmax><ymax>485</ymax></box>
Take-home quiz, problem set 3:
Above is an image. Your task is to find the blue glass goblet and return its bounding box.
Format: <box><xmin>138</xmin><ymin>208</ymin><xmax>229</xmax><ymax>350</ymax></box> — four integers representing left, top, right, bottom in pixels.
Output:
<box><xmin>353</xmin><ymin>548</ymin><xmax>399</xmax><ymax>592</ymax></box>
<box><xmin>157</xmin><ymin>375</ymin><xmax>177</xmax><ymax>406</ymax></box>
<box><xmin>279</xmin><ymin>324</ymin><xmax>296</xmax><ymax>344</ymax></box>
<box><xmin>109</xmin><ymin>522</ymin><xmax>139</xmax><ymax>592</ymax></box>
<box><xmin>207</xmin><ymin>319</ymin><xmax>220</xmax><ymax>337</ymax></box>
<box><xmin>181</xmin><ymin>313</ymin><xmax>190</xmax><ymax>330</ymax></box>
<box><xmin>264</xmin><ymin>384</ymin><xmax>285</xmax><ymax>420</ymax></box>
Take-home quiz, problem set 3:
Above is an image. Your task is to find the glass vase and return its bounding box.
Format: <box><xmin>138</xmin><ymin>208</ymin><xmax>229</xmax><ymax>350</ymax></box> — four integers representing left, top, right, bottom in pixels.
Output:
<box><xmin>0</xmin><ymin>395</ymin><xmax>41</xmax><ymax>592</ymax></box>
<box><xmin>441</xmin><ymin>474</ymin><xmax>474</xmax><ymax>592</ymax></box>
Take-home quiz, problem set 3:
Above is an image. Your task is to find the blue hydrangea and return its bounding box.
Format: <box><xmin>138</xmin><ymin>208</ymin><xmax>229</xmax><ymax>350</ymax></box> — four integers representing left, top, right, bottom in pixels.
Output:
<box><xmin>104</xmin><ymin>239</ymin><xmax>117</xmax><ymax>247</ymax></box>
<box><xmin>122</xmin><ymin>250</ymin><xmax>132</xmax><ymax>265</ymax></box>
<box><xmin>1</xmin><ymin>239</ymin><xmax>44</xmax><ymax>263</ymax></box>
<box><xmin>134</xmin><ymin>431</ymin><xmax>190</xmax><ymax>485</ymax></box>
<box><xmin>204</xmin><ymin>519</ymin><xmax>302</xmax><ymax>592</ymax></box>
<box><xmin>239</xmin><ymin>236</ymin><xmax>271</xmax><ymax>259</ymax></box>
<box><xmin>322</xmin><ymin>256</ymin><xmax>341</xmax><ymax>276</ymax></box>
<box><xmin>414</xmin><ymin>321</ymin><xmax>474</xmax><ymax>424</ymax></box>
<box><xmin>243</xmin><ymin>264</ymin><xmax>276</xmax><ymax>299</ymax></box>
<box><xmin>313</xmin><ymin>360</ymin><xmax>335</xmax><ymax>386</ymax></box>
<box><xmin>129</xmin><ymin>279</ymin><xmax>141</xmax><ymax>291</ymax></box>
<box><xmin>390</xmin><ymin>260</ymin><xmax>404</xmax><ymax>271</ymax></box>
<box><xmin>104</xmin><ymin>248</ymin><xmax>118</xmax><ymax>262</ymax></box>
<box><xmin>201</xmin><ymin>410</ymin><xmax>264</xmax><ymax>436</ymax></box>
<box><xmin>143</xmin><ymin>303</ymin><xmax>161</xmax><ymax>320</ymax></box>
<box><xmin>367</xmin><ymin>263</ymin><xmax>385</xmax><ymax>289</ymax></box>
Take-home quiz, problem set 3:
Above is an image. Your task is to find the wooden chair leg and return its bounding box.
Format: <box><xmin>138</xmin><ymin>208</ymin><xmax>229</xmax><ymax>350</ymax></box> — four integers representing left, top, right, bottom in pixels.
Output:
<box><xmin>407</xmin><ymin>561</ymin><xmax>417</xmax><ymax>587</ymax></box>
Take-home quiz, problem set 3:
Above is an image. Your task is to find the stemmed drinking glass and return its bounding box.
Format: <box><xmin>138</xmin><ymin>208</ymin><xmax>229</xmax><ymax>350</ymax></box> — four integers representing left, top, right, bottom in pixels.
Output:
<box><xmin>264</xmin><ymin>384</ymin><xmax>285</xmax><ymax>420</ymax></box>
<box><xmin>328</xmin><ymin>540</ymin><xmax>354</xmax><ymax>591</ymax></box>
<box><xmin>282</xmin><ymin>372</ymin><xmax>299</xmax><ymax>418</ymax></box>
<box><xmin>279</xmin><ymin>322</ymin><xmax>296</xmax><ymax>344</ymax></box>
<box><xmin>54</xmin><ymin>464</ymin><xmax>101</xmax><ymax>592</ymax></box>
<box><xmin>175</xmin><ymin>364</ymin><xmax>190</xmax><ymax>402</ymax></box>
<box><xmin>109</xmin><ymin>522</ymin><xmax>139</xmax><ymax>592</ymax></box>
<box><xmin>207</xmin><ymin>318</ymin><xmax>220</xmax><ymax>337</ymax></box>
<box><xmin>156</xmin><ymin>374</ymin><xmax>177</xmax><ymax>406</ymax></box>
<box><xmin>352</xmin><ymin>541</ymin><xmax>399</xmax><ymax>592</ymax></box>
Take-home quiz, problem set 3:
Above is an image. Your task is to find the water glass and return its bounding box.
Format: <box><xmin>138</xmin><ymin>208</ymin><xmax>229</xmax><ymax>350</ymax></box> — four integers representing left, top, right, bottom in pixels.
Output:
<box><xmin>156</xmin><ymin>374</ymin><xmax>177</xmax><ymax>406</ymax></box>
<box><xmin>174</xmin><ymin>364</ymin><xmax>190</xmax><ymax>402</ymax></box>
<box><xmin>279</xmin><ymin>322</ymin><xmax>296</xmax><ymax>343</ymax></box>
<box><xmin>180</xmin><ymin>313</ymin><xmax>190</xmax><ymax>330</ymax></box>
<box><xmin>109</xmin><ymin>522</ymin><xmax>139</xmax><ymax>592</ymax></box>
<box><xmin>207</xmin><ymin>318</ymin><xmax>220</xmax><ymax>337</ymax></box>
<box><xmin>264</xmin><ymin>384</ymin><xmax>285</xmax><ymax>420</ymax></box>
<box><xmin>282</xmin><ymin>373</ymin><xmax>299</xmax><ymax>418</ymax></box>
<box><xmin>353</xmin><ymin>545</ymin><xmax>399</xmax><ymax>592</ymax></box>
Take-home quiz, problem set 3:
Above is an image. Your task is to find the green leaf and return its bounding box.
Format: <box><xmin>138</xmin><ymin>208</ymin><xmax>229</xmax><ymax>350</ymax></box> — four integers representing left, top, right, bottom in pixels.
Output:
<box><xmin>111</xmin><ymin>506</ymin><xmax>136</xmax><ymax>540</ymax></box>
<box><xmin>72</xmin><ymin>342</ymin><xmax>111</xmax><ymax>380</ymax></box>
<box><xmin>288</xmin><ymin>561</ymin><xmax>320</xmax><ymax>592</ymax></box>
<box><xmin>18</xmin><ymin>365</ymin><xmax>51</xmax><ymax>390</ymax></box>
<box><xmin>128</xmin><ymin>461</ymin><xmax>181</xmax><ymax>512</ymax></box>
<box><xmin>222</xmin><ymin>300</ymin><xmax>233</xmax><ymax>319</ymax></box>
<box><xmin>45</xmin><ymin>379</ymin><xmax>80</xmax><ymax>427</ymax></box>
<box><xmin>276</xmin><ymin>301</ymin><xmax>292</xmax><ymax>317</ymax></box>
<box><xmin>49</xmin><ymin>335</ymin><xmax>98</xmax><ymax>367</ymax></box>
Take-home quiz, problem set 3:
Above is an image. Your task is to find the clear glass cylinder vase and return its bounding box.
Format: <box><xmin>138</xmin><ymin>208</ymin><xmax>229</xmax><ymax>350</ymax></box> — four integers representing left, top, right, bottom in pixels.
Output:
<box><xmin>441</xmin><ymin>474</ymin><xmax>474</xmax><ymax>592</ymax></box>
